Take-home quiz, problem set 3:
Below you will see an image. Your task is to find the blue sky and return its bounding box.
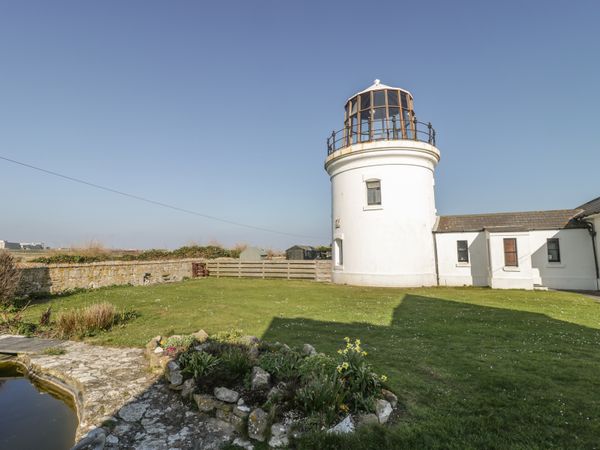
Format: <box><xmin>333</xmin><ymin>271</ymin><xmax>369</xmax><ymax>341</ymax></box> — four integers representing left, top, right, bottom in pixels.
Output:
<box><xmin>1</xmin><ymin>0</ymin><xmax>598</xmax><ymax>250</ymax></box>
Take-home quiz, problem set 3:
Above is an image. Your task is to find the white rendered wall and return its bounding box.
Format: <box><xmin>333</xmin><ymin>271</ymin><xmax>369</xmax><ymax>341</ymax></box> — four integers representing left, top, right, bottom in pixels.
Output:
<box><xmin>487</xmin><ymin>231</ymin><xmax>534</xmax><ymax>290</ymax></box>
<box><xmin>529</xmin><ymin>229</ymin><xmax>597</xmax><ymax>290</ymax></box>
<box><xmin>435</xmin><ymin>232</ymin><xmax>489</xmax><ymax>286</ymax></box>
<box><xmin>325</xmin><ymin>140</ymin><xmax>439</xmax><ymax>287</ymax></box>
<box><xmin>593</xmin><ymin>215</ymin><xmax>600</xmax><ymax>289</ymax></box>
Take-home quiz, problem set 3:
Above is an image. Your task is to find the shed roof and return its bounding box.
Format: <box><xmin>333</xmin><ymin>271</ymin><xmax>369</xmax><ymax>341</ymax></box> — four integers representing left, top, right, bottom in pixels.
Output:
<box><xmin>575</xmin><ymin>196</ymin><xmax>600</xmax><ymax>218</ymax></box>
<box><xmin>434</xmin><ymin>209</ymin><xmax>585</xmax><ymax>233</ymax></box>
<box><xmin>286</xmin><ymin>245</ymin><xmax>315</xmax><ymax>251</ymax></box>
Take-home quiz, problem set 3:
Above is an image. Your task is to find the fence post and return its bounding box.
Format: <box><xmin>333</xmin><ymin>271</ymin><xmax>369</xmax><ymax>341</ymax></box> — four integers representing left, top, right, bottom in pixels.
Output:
<box><xmin>428</xmin><ymin>122</ymin><xmax>433</xmax><ymax>144</ymax></box>
<box><xmin>287</xmin><ymin>261</ymin><xmax>291</xmax><ymax>280</ymax></box>
<box><xmin>262</xmin><ymin>261</ymin><xmax>265</xmax><ymax>279</ymax></box>
<box><xmin>216</xmin><ymin>261</ymin><xmax>220</xmax><ymax>278</ymax></box>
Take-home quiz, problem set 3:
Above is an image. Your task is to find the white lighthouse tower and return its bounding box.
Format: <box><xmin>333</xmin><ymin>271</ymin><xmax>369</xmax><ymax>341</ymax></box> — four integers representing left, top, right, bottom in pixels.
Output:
<box><xmin>325</xmin><ymin>80</ymin><xmax>440</xmax><ymax>287</ymax></box>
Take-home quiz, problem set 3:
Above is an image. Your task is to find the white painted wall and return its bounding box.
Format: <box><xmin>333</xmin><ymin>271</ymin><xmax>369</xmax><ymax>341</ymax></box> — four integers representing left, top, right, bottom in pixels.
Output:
<box><xmin>435</xmin><ymin>231</ymin><xmax>488</xmax><ymax>286</ymax></box>
<box><xmin>486</xmin><ymin>231</ymin><xmax>534</xmax><ymax>290</ymax></box>
<box><xmin>435</xmin><ymin>228</ymin><xmax>597</xmax><ymax>290</ymax></box>
<box><xmin>529</xmin><ymin>229</ymin><xmax>597</xmax><ymax>290</ymax></box>
<box><xmin>325</xmin><ymin>140</ymin><xmax>440</xmax><ymax>287</ymax></box>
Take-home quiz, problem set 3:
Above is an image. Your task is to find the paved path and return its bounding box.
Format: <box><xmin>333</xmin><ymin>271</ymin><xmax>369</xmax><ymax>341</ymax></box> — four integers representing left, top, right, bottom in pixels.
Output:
<box><xmin>0</xmin><ymin>335</ymin><xmax>64</xmax><ymax>354</ymax></box>
<box><xmin>0</xmin><ymin>335</ymin><xmax>236</xmax><ymax>449</ymax></box>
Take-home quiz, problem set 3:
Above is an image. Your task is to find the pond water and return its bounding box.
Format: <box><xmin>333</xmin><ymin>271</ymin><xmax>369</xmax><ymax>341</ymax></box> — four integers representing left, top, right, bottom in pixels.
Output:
<box><xmin>0</xmin><ymin>362</ymin><xmax>78</xmax><ymax>450</ymax></box>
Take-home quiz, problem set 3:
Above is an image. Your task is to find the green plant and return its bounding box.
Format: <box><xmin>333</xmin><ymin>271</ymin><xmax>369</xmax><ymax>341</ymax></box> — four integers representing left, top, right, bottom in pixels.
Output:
<box><xmin>0</xmin><ymin>251</ymin><xmax>21</xmax><ymax>308</ymax></box>
<box><xmin>179</xmin><ymin>350</ymin><xmax>221</xmax><ymax>379</ymax></box>
<box><xmin>17</xmin><ymin>321</ymin><xmax>37</xmax><ymax>336</ymax></box>
<box><xmin>162</xmin><ymin>334</ymin><xmax>195</xmax><ymax>351</ymax></box>
<box><xmin>219</xmin><ymin>347</ymin><xmax>252</xmax><ymax>379</ymax></box>
<box><xmin>335</xmin><ymin>338</ymin><xmax>383</xmax><ymax>412</ymax></box>
<box><xmin>210</xmin><ymin>329</ymin><xmax>244</xmax><ymax>344</ymax></box>
<box><xmin>295</xmin><ymin>373</ymin><xmax>346</xmax><ymax>427</ymax></box>
<box><xmin>258</xmin><ymin>350</ymin><xmax>303</xmax><ymax>381</ymax></box>
<box><xmin>42</xmin><ymin>346</ymin><xmax>66</xmax><ymax>356</ymax></box>
<box><xmin>298</xmin><ymin>353</ymin><xmax>337</xmax><ymax>380</ymax></box>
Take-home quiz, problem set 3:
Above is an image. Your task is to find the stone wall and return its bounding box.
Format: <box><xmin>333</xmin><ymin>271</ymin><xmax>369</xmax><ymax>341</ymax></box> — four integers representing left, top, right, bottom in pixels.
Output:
<box><xmin>18</xmin><ymin>259</ymin><xmax>201</xmax><ymax>295</ymax></box>
<box><xmin>18</xmin><ymin>259</ymin><xmax>333</xmax><ymax>295</ymax></box>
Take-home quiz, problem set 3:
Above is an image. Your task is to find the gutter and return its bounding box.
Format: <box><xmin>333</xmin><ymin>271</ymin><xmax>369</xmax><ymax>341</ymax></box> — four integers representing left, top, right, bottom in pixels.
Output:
<box><xmin>583</xmin><ymin>219</ymin><xmax>600</xmax><ymax>290</ymax></box>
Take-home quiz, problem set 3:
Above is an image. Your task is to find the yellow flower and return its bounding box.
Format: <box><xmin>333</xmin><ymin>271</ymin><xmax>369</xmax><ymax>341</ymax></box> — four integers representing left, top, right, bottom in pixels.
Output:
<box><xmin>336</xmin><ymin>365</ymin><xmax>343</xmax><ymax>373</ymax></box>
<box><xmin>355</xmin><ymin>339</ymin><xmax>361</xmax><ymax>345</ymax></box>
<box><xmin>337</xmin><ymin>349</ymin><xmax>344</xmax><ymax>355</ymax></box>
<box><xmin>341</xmin><ymin>362</ymin><xmax>349</xmax><ymax>370</ymax></box>
<box><xmin>339</xmin><ymin>404</ymin><xmax>349</xmax><ymax>413</ymax></box>
<box><xmin>380</xmin><ymin>375</ymin><xmax>388</xmax><ymax>382</ymax></box>
<box><xmin>344</xmin><ymin>337</ymin><xmax>350</xmax><ymax>343</ymax></box>
<box><xmin>362</xmin><ymin>351</ymin><xmax>368</xmax><ymax>356</ymax></box>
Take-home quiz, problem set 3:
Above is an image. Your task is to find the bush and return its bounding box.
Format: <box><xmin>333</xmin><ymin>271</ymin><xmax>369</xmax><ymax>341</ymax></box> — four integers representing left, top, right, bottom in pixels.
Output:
<box><xmin>0</xmin><ymin>251</ymin><xmax>21</xmax><ymax>308</ymax></box>
<box><xmin>55</xmin><ymin>302</ymin><xmax>127</xmax><ymax>338</ymax></box>
<box><xmin>179</xmin><ymin>350</ymin><xmax>221</xmax><ymax>379</ymax></box>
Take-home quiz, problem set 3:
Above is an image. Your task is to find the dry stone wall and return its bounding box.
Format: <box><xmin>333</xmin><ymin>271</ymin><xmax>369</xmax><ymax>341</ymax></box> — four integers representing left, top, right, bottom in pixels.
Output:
<box><xmin>18</xmin><ymin>259</ymin><xmax>332</xmax><ymax>295</ymax></box>
<box><xmin>18</xmin><ymin>259</ymin><xmax>200</xmax><ymax>295</ymax></box>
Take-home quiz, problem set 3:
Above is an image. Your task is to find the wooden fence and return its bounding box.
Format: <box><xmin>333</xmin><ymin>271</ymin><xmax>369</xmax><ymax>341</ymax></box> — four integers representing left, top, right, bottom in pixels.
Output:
<box><xmin>204</xmin><ymin>260</ymin><xmax>332</xmax><ymax>282</ymax></box>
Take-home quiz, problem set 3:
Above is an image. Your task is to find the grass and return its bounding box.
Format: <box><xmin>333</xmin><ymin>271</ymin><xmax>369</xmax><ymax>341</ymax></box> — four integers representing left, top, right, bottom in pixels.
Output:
<box><xmin>22</xmin><ymin>278</ymin><xmax>600</xmax><ymax>449</ymax></box>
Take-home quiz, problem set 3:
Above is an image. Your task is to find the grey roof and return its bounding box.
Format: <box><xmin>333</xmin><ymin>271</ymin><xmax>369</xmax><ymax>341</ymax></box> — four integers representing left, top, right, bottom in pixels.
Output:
<box><xmin>286</xmin><ymin>245</ymin><xmax>315</xmax><ymax>251</ymax></box>
<box><xmin>575</xmin><ymin>196</ymin><xmax>600</xmax><ymax>218</ymax></box>
<box><xmin>435</xmin><ymin>209</ymin><xmax>585</xmax><ymax>233</ymax></box>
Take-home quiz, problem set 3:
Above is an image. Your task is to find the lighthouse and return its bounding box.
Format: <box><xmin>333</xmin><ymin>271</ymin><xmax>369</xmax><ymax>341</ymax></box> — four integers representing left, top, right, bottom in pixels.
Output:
<box><xmin>325</xmin><ymin>80</ymin><xmax>440</xmax><ymax>287</ymax></box>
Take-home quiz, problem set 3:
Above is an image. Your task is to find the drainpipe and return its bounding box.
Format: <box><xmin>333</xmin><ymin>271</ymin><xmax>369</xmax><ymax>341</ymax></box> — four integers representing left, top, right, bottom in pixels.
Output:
<box><xmin>584</xmin><ymin>219</ymin><xmax>600</xmax><ymax>290</ymax></box>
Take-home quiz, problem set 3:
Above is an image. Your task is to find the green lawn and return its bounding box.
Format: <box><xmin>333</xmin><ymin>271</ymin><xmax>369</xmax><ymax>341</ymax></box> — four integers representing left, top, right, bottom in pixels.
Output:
<box><xmin>24</xmin><ymin>279</ymin><xmax>600</xmax><ymax>449</ymax></box>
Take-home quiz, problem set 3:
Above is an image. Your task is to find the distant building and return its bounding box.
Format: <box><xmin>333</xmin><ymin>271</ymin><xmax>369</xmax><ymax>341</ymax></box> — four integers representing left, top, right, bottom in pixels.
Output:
<box><xmin>0</xmin><ymin>240</ymin><xmax>21</xmax><ymax>250</ymax></box>
<box><xmin>240</xmin><ymin>247</ymin><xmax>268</xmax><ymax>261</ymax></box>
<box><xmin>286</xmin><ymin>245</ymin><xmax>317</xmax><ymax>260</ymax></box>
<box><xmin>20</xmin><ymin>242</ymin><xmax>45</xmax><ymax>250</ymax></box>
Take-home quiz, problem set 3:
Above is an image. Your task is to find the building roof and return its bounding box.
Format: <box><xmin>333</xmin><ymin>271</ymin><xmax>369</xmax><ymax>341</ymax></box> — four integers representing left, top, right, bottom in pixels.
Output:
<box><xmin>575</xmin><ymin>196</ymin><xmax>600</xmax><ymax>218</ymax></box>
<box><xmin>286</xmin><ymin>245</ymin><xmax>315</xmax><ymax>251</ymax></box>
<box><xmin>434</xmin><ymin>209</ymin><xmax>585</xmax><ymax>233</ymax></box>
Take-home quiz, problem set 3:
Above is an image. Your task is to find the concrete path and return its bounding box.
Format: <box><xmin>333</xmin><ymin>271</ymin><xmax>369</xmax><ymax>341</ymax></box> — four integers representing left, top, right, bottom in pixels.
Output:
<box><xmin>0</xmin><ymin>335</ymin><xmax>64</xmax><ymax>354</ymax></box>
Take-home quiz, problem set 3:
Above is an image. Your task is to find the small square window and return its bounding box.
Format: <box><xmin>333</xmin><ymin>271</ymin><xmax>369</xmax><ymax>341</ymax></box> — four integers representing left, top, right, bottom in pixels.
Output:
<box><xmin>547</xmin><ymin>238</ymin><xmax>561</xmax><ymax>263</ymax></box>
<box><xmin>457</xmin><ymin>240</ymin><xmax>469</xmax><ymax>263</ymax></box>
<box><xmin>366</xmin><ymin>180</ymin><xmax>381</xmax><ymax>206</ymax></box>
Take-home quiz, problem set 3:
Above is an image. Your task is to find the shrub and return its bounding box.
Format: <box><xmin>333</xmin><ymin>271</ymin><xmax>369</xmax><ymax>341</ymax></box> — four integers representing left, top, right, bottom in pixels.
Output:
<box><xmin>55</xmin><ymin>302</ymin><xmax>124</xmax><ymax>338</ymax></box>
<box><xmin>210</xmin><ymin>329</ymin><xmax>244</xmax><ymax>344</ymax></box>
<box><xmin>179</xmin><ymin>350</ymin><xmax>221</xmax><ymax>379</ymax></box>
<box><xmin>0</xmin><ymin>251</ymin><xmax>21</xmax><ymax>308</ymax></box>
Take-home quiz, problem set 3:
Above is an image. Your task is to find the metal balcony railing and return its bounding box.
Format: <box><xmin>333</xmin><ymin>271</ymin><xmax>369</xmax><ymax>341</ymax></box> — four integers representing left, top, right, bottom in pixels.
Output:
<box><xmin>326</xmin><ymin>115</ymin><xmax>436</xmax><ymax>155</ymax></box>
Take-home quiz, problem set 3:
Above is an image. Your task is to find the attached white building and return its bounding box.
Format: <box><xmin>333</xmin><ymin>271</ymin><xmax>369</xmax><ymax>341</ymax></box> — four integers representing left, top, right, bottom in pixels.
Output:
<box><xmin>325</xmin><ymin>80</ymin><xmax>599</xmax><ymax>290</ymax></box>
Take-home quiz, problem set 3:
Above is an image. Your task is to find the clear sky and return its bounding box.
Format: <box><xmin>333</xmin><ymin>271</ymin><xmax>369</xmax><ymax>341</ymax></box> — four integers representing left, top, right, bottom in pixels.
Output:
<box><xmin>1</xmin><ymin>0</ymin><xmax>598</xmax><ymax>250</ymax></box>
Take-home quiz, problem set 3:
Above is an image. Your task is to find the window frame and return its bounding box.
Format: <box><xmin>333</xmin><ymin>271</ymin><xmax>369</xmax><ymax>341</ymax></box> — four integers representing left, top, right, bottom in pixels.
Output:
<box><xmin>456</xmin><ymin>240</ymin><xmax>469</xmax><ymax>263</ymax></box>
<box><xmin>547</xmin><ymin>238</ymin><xmax>561</xmax><ymax>263</ymax></box>
<box><xmin>334</xmin><ymin>238</ymin><xmax>343</xmax><ymax>267</ymax></box>
<box><xmin>365</xmin><ymin>179</ymin><xmax>382</xmax><ymax>206</ymax></box>
<box><xmin>503</xmin><ymin>238</ymin><xmax>519</xmax><ymax>267</ymax></box>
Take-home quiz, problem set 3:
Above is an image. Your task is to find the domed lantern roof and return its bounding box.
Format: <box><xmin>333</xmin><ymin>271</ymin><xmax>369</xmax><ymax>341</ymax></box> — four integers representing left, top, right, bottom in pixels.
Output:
<box><xmin>347</xmin><ymin>79</ymin><xmax>414</xmax><ymax>102</ymax></box>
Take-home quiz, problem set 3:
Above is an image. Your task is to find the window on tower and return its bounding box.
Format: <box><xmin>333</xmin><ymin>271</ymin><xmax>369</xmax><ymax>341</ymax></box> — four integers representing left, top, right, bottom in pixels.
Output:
<box><xmin>366</xmin><ymin>180</ymin><xmax>381</xmax><ymax>206</ymax></box>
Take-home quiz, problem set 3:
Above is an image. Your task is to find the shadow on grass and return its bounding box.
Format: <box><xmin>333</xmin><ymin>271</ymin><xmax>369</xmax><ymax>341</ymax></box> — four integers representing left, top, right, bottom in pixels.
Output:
<box><xmin>261</xmin><ymin>294</ymin><xmax>600</xmax><ymax>449</ymax></box>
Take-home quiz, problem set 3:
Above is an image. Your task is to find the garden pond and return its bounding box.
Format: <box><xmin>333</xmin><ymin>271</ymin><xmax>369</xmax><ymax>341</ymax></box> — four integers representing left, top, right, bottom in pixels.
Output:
<box><xmin>0</xmin><ymin>361</ymin><xmax>78</xmax><ymax>450</ymax></box>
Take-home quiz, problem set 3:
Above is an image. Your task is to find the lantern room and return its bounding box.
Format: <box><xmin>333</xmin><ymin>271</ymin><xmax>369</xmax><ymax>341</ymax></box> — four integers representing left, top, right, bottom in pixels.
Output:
<box><xmin>327</xmin><ymin>80</ymin><xmax>436</xmax><ymax>154</ymax></box>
